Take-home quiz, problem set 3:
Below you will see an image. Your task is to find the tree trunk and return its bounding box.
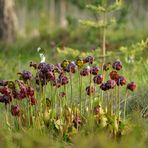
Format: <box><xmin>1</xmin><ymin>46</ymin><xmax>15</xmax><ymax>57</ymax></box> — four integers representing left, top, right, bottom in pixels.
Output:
<box><xmin>0</xmin><ymin>0</ymin><xmax>17</xmax><ymax>43</ymax></box>
<box><xmin>60</xmin><ymin>0</ymin><xmax>67</xmax><ymax>28</ymax></box>
<box><xmin>55</xmin><ymin>0</ymin><xmax>68</xmax><ymax>28</ymax></box>
<box><xmin>49</xmin><ymin>0</ymin><xmax>56</xmax><ymax>27</ymax></box>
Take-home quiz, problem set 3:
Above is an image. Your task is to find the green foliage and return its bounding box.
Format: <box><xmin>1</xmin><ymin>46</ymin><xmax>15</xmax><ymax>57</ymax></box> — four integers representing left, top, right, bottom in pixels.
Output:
<box><xmin>80</xmin><ymin>0</ymin><xmax>123</xmax><ymax>28</ymax></box>
<box><xmin>70</xmin><ymin>0</ymin><xmax>101</xmax><ymax>9</ymax></box>
<box><xmin>80</xmin><ymin>19</ymin><xmax>116</xmax><ymax>28</ymax></box>
<box><xmin>128</xmin><ymin>85</ymin><xmax>148</xmax><ymax>118</ymax></box>
<box><xmin>86</xmin><ymin>4</ymin><xmax>106</xmax><ymax>13</ymax></box>
<box><xmin>119</xmin><ymin>38</ymin><xmax>148</xmax><ymax>63</ymax></box>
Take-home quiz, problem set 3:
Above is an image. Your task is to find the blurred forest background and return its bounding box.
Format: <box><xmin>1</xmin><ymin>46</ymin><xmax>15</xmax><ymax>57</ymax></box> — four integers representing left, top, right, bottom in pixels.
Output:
<box><xmin>0</xmin><ymin>0</ymin><xmax>147</xmax><ymax>79</ymax></box>
<box><xmin>0</xmin><ymin>0</ymin><xmax>148</xmax><ymax>43</ymax></box>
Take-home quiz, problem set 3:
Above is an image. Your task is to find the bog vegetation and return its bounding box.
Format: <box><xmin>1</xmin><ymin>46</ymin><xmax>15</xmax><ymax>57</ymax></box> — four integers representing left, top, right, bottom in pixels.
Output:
<box><xmin>0</xmin><ymin>0</ymin><xmax>147</xmax><ymax>148</ymax></box>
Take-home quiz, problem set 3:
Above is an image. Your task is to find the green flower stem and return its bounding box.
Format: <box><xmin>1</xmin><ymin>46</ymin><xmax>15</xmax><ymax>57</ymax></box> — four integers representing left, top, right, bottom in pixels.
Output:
<box><xmin>118</xmin><ymin>85</ymin><xmax>120</xmax><ymax>120</ymax></box>
<box><xmin>69</xmin><ymin>72</ymin><xmax>73</xmax><ymax>107</ymax></box>
<box><xmin>124</xmin><ymin>90</ymin><xmax>128</xmax><ymax>122</ymax></box>
<box><xmin>38</xmin><ymin>73</ymin><xmax>43</xmax><ymax>113</ymax></box>
<box><xmin>80</xmin><ymin>76</ymin><xmax>82</xmax><ymax>114</ymax></box>
<box><xmin>64</xmin><ymin>85</ymin><xmax>67</xmax><ymax>106</ymax></box>
<box><xmin>27</xmin><ymin>100</ymin><xmax>30</xmax><ymax>127</ymax></box>
<box><xmin>59</xmin><ymin>92</ymin><xmax>62</xmax><ymax>120</ymax></box>
<box><xmin>78</xmin><ymin>69</ymin><xmax>82</xmax><ymax>114</ymax></box>
<box><xmin>51</xmin><ymin>85</ymin><xmax>57</xmax><ymax>119</ymax></box>
<box><xmin>30</xmin><ymin>104</ymin><xmax>33</xmax><ymax>127</ymax></box>
<box><xmin>102</xmin><ymin>69</ymin><xmax>105</xmax><ymax>108</ymax></box>
<box><xmin>89</xmin><ymin>73</ymin><xmax>93</xmax><ymax>112</ymax></box>
<box><xmin>5</xmin><ymin>104</ymin><xmax>9</xmax><ymax>127</ymax></box>
<box><xmin>17</xmin><ymin>100</ymin><xmax>22</xmax><ymax>129</ymax></box>
<box><xmin>115</xmin><ymin>86</ymin><xmax>117</xmax><ymax>114</ymax></box>
<box><xmin>94</xmin><ymin>83</ymin><xmax>96</xmax><ymax>97</ymax></box>
<box><xmin>44</xmin><ymin>78</ymin><xmax>47</xmax><ymax>107</ymax></box>
<box><xmin>107</xmin><ymin>91</ymin><xmax>109</xmax><ymax>111</ymax></box>
<box><xmin>66</xmin><ymin>85</ymin><xmax>68</xmax><ymax>106</ymax></box>
<box><xmin>8</xmin><ymin>102</ymin><xmax>12</xmax><ymax>129</ymax></box>
<box><xmin>111</xmin><ymin>89</ymin><xmax>114</xmax><ymax>115</ymax></box>
<box><xmin>101</xmin><ymin>90</ymin><xmax>104</xmax><ymax>109</ymax></box>
<box><xmin>54</xmin><ymin>88</ymin><xmax>57</xmax><ymax>116</ymax></box>
<box><xmin>108</xmin><ymin>90</ymin><xmax>113</xmax><ymax>116</ymax></box>
<box><xmin>41</xmin><ymin>86</ymin><xmax>44</xmax><ymax>112</ymax></box>
<box><xmin>26</xmin><ymin>81</ymin><xmax>31</xmax><ymax>127</ymax></box>
<box><xmin>50</xmin><ymin>82</ymin><xmax>53</xmax><ymax>100</ymax></box>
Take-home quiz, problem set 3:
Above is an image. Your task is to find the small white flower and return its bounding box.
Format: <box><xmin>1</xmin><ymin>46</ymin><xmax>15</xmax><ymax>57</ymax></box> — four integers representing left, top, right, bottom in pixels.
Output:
<box><xmin>71</xmin><ymin>61</ymin><xmax>75</xmax><ymax>64</ymax></box>
<box><xmin>37</xmin><ymin>47</ymin><xmax>41</xmax><ymax>52</ymax></box>
<box><xmin>87</xmin><ymin>66</ymin><xmax>90</xmax><ymax>70</ymax></box>
<box><xmin>127</xmin><ymin>56</ymin><xmax>134</xmax><ymax>63</ymax></box>
<box><xmin>40</xmin><ymin>53</ymin><xmax>46</xmax><ymax>63</ymax></box>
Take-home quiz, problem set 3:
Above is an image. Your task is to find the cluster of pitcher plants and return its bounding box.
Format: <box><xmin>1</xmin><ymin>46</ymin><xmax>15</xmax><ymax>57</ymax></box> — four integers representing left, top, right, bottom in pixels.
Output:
<box><xmin>0</xmin><ymin>55</ymin><xmax>136</xmax><ymax>140</ymax></box>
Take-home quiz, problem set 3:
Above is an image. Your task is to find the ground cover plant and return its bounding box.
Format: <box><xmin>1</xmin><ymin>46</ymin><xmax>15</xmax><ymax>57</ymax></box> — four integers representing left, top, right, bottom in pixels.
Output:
<box><xmin>0</xmin><ymin>0</ymin><xmax>148</xmax><ymax>148</ymax></box>
<box><xmin>0</xmin><ymin>50</ymin><xmax>146</xmax><ymax>147</ymax></box>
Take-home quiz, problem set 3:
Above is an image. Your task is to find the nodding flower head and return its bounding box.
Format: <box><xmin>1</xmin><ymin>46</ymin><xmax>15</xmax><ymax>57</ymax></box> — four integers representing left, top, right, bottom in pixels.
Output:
<box><xmin>59</xmin><ymin>92</ymin><xmax>66</xmax><ymax>98</ymax></box>
<box><xmin>94</xmin><ymin>105</ymin><xmax>101</xmax><ymax>115</ymax></box>
<box><xmin>35</xmin><ymin>75</ymin><xmax>47</xmax><ymax>86</ymax></box>
<box><xmin>109</xmin><ymin>71</ymin><xmax>119</xmax><ymax>81</ymax></box>
<box><xmin>7</xmin><ymin>81</ymin><xmax>16</xmax><ymax>90</ymax></box>
<box><xmin>47</xmin><ymin>71</ymin><xmax>55</xmax><ymax>81</ymax></box>
<box><xmin>54</xmin><ymin>63</ymin><xmax>63</xmax><ymax>74</ymax></box>
<box><xmin>103</xmin><ymin>63</ymin><xmax>111</xmax><ymax>71</ymax></box>
<box><xmin>127</xmin><ymin>82</ymin><xmax>136</xmax><ymax>91</ymax></box>
<box><xmin>75</xmin><ymin>58</ymin><xmax>84</xmax><ymax>68</ymax></box>
<box><xmin>93</xmin><ymin>74</ymin><xmax>103</xmax><ymax>85</ymax></box>
<box><xmin>90</xmin><ymin>66</ymin><xmax>99</xmax><ymax>75</ymax></box>
<box><xmin>38</xmin><ymin>62</ymin><xmax>46</xmax><ymax>70</ymax></box>
<box><xmin>83</xmin><ymin>56</ymin><xmax>94</xmax><ymax>64</ymax></box>
<box><xmin>66</xmin><ymin>62</ymin><xmax>77</xmax><ymax>73</ymax></box>
<box><xmin>52</xmin><ymin>78</ymin><xmax>61</xmax><ymax>88</ymax></box>
<box><xmin>0</xmin><ymin>95</ymin><xmax>12</xmax><ymax>104</ymax></box>
<box><xmin>59</xmin><ymin>75</ymin><xmax>69</xmax><ymax>85</ymax></box>
<box><xmin>11</xmin><ymin>105</ymin><xmax>20</xmax><ymax>117</ymax></box>
<box><xmin>105</xmin><ymin>80</ymin><xmax>116</xmax><ymax>89</ymax></box>
<box><xmin>0</xmin><ymin>80</ymin><xmax>8</xmax><ymax>86</ymax></box>
<box><xmin>18</xmin><ymin>70</ymin><xmax>32</xmax><ymax>82</ymax></box>
<box><xmin>73</xmin><ymin>116</ymin><xmax>81</xmax><ymax>128</ymax></box>
<box><xmin>39</xmin><ymin>63</ymin><xmax>55</xmax><ymax>73</ymax></box>
<box><xmin>0</xmin><ymin>86</ymin><xmax>11</xmax><ymax>96</ymax></box>
<box><xmin>27</xmin><ymin>86</ymin><xmax>34</xmax><ymax>97</ymax></box>
<box><xmin>16</xmin><ymin>81</ymin><xmax>28</xmax><ymax>99</ymax></box>
<box><xmin>47</xmin><ymin>64</ymin><xmax>55</xmax><ymax>72</ymax></box>
<box><xmin>100</xmin><ymin>83</ymin><xmax>107</xmax><ymax>91</ymax></box>
<box><xmin>116</xmin><ymin>76</ymin><xmax>126</xmax><ymax>86</ymax></box>
<box><xmin>80</xmin><ymin>67</ymin><xmax>90</xmax><ymax>76</ymax></box>
<box><xmin>86</xmin><ymin>85</ymin><xmax>95</xmax><ymax>96</ymax></box>
<box><xmin>30</xmin><ymin>61</ymin><xmax>37</xmax><ymax>69</ymax></box>
<box><xmin>30</xmin><ymin>96</ymin><xmax>37</xmax><ymax>105</ymax></box>
<box><xmin>112</xmin><ymin>60</ymin><xmax>122</xmax><ymax>70</ymax></box>
<box><xmin>61</xmin><ymin>60</ymin><xmax>70</xmax><ymax>69</ymax></box>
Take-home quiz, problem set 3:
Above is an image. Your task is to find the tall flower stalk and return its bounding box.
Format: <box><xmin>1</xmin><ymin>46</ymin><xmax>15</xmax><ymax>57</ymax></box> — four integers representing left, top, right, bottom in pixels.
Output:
<box><xmin>0</xmin><ymin>55</ymin><xmax>136</xmax><ymax>138</ymax></box>
<box><xmin>123</xmin><ymin>90</ymin><xmax>128</xmax><ymax>121</ymax></box>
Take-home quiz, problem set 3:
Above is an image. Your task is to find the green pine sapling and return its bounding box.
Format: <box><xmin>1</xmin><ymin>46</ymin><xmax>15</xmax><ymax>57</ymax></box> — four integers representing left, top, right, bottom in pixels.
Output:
<box><xmin>80</xmin><ymin>0</ymin><xmax>123</xmax><ymax>63</ymax></box>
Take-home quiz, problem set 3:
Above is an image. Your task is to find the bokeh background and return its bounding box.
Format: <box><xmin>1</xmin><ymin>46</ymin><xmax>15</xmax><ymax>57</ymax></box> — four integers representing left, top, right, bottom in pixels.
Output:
<box><xmin>0</xmin><ymin>1</ymin><xmax>147</xmax><ymax>147</ymax></box>
<box><xmin>0</xmin><ymin>0</ymin><xmax>147</xmax><ymax>117</ymax></box>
